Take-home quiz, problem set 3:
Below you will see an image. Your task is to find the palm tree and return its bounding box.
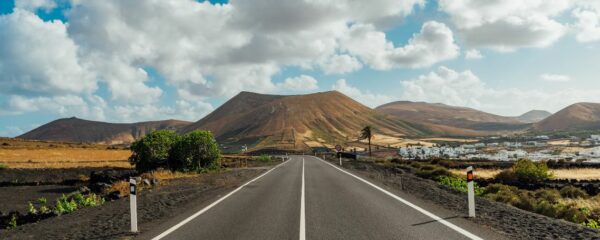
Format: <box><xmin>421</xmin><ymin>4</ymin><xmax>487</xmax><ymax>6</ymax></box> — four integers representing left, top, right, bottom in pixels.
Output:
<box><xmin>360</xmin><ymin>126</ymin><xmax>373</xmax><ymax>157</ymax></box>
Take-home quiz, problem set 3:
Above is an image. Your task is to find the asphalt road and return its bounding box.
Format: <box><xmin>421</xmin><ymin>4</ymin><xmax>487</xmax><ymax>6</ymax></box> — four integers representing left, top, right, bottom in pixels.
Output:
<box><xmin>148</xmin><ymin>156</ymin><xmax>506</xmax><ymax>240</ymax></box>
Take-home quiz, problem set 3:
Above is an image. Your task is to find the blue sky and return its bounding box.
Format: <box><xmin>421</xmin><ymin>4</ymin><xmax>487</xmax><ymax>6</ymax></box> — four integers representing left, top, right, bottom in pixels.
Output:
<box><xmin>1</xmin><ymin>0</ymin><xmax>600</xmax><ymax>137</ymax></box>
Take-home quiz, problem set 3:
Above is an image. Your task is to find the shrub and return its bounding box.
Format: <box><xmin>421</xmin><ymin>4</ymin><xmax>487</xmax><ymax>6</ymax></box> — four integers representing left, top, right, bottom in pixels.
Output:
<box><xmin>483</xmin><ymin>184</ymin><xmax>520</xmax><ymax>205</ymax></box>
<box><xmin>438</xmin><ymin>176</ymin><xmax>484</xmax><ymax>195</ymax></box>
<box><xmin>583</xmin><ymin>219</ymin><xmax>600</xmax><ymax>229</ymax></box>
<box><xmin>27</xmin><ymin>202</ymin><xmax>37</xmax><ymax>215</ymax></box>
<box><xmin>416</xmin><ymin>165</ymin><xmax>452</xmax><ymax>180</ymax></box>
<box><xmin>73</xmin><ymin>192</ymin><xmax>104</xmax><ymax>207</ymax></box>
<box><xmin>0</xmin><ymin>163</ymin><xmax>7</xmax><ymax>169</ymax></box>
<box><xmin>129</xmin><ymin>130</ymin><xmax>179</xmax><ymax>172</ymax></box>
<box><xmin>7</xmin><ymin>214</ymin><xmax>17</xmax><ymax>229</ymax></box>
<box><xmin>54</xmin><ymin>195</ymin><xmax>77</xmax><ymax>215</ymax></box>
<box><xmin>168</xmin><ymin>131</ymin><xmax>221</xmax><ymax>172</ymax></box>
<box><xmin>533</xmin><ymin>189</ymin><xmax>561</xmax><ymax>204</ymax></box>
<box><xmin>254</xmin><ymin>155</ymin><xmax>271</xmax><ymax>162</ymax></box>
<box><xmin>494</xmin><ymin>169</ymin><xmax>518</xmax><ymax>185</ymax></box>
<box><xmin>512</xmin><ymin>159</ymin><xmax>552</xmax><ymax>183</ymax></box>
<box><xmin>560</xmin><ymin>186</ymin><xmax>588</xmax><ymax>199</ymax></box>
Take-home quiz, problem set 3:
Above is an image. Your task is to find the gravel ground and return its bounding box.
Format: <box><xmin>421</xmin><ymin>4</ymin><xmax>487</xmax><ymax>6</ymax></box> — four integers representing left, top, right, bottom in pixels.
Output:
<box><xmin>0</xmin><ymin>168</ymin><xmax>268</xmax><ymax>240</ymax></box>
<box><xmin>335</xmin><ymin>159</ymin><xmax>600</xmax><ymax>240</ymax></box>
<box><xmin>0</xmin><ymin>185</ymin><xmax>78</xmax><ymax>213</ymax></box>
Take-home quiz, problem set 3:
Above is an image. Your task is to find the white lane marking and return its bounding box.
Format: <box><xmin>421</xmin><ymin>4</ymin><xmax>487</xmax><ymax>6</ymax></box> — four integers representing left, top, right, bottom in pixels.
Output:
<box><xmin>314</xmin><ymin>157</ymin><xmax>483</xmax><ymax>240</ymax></box>
<box><xmin>152</xmin><ymin>158</ymin><xmax>291</xmax><ymax>240</ymax></box>
<box><xmin>300</xmin><ymin>158</ymin><xmax>306</xmax><ymax>240</ymax></box>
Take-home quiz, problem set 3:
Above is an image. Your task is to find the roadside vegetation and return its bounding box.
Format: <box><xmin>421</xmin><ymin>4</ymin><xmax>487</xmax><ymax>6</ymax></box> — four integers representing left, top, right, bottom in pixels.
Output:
<box><xmin>362</xmin><ymin>157</ymin><xmax>600</xmax><ymax>229</ymax></box>
<box><xmin>253</xmin><ymin>154</ymin><xmax>272</xmax><ymax>162</ymax></box>
<box><xmin>129</xmin><ymin>130</ymin><xmax>221</xmax><ymax>173</ymax></box>
<box><xmin>1</xmin><ymin>192</ymin><xmax>104</xmax><ymax>229</ymax></box>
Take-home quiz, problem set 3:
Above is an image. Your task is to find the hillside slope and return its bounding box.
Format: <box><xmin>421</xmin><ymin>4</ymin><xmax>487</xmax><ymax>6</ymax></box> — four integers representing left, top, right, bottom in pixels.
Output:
<box><xmin>532</xmin><ymin>103</ymin><xmax>600</xmax><ymax>132</ymax></box>
<box><xmin>19</xmin><ymin>118</ymin><xmax>191</xmax><ymax>144</ymax></box>
<box><xmin>376</xmin><ymin>101</ymin><xmax>529</xmax><ymax>133</ymax></box>
<box><xmin>182</xmin><ymin>91</ymin><xmax>428</xmax><ymax>150</ymax></box>
<box><xmin>516</xmin><ymin>110</ymin><xmax>552</xmax><ymax>123</ymax></box>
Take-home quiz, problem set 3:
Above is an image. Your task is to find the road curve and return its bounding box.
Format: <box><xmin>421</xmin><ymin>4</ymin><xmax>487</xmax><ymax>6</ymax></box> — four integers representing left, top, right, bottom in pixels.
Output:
<box><xmin>146</xmin><ymin>156</ymin><xmax>506</xmax><ymax>240</ymax></box>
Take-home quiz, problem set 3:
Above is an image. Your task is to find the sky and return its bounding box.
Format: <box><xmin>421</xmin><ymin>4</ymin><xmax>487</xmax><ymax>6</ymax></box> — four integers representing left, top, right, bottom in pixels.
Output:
<box><xmin>1</xmin><ymin>0</ymin><xmax>600</xmax><ymax>137</ymax></box>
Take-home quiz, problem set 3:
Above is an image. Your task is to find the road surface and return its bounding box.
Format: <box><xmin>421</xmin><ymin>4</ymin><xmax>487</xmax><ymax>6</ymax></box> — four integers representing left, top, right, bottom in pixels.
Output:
<box><xmin>145</xmin><ymin>156</ymin><xmax>506</xmax><ymax>240</ymax></box>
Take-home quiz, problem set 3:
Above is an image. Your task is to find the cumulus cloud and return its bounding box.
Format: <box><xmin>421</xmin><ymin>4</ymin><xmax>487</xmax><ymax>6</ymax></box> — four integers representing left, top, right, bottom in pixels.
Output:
<box><xmin>332</xmin><ymin>79</ymin><xmax>394</xmax><ymax>108</ymax></box>
<box><xmin>439</xmin><ymin>0</ymin><xmax>570</xmax><ymax>51</ymax></box>
<box><xmin>465</xmin><ymin>49</ymin><xmax>483</xmax><ymax>59</ymax></box>
<box><xmin>400</xmin><ymin>66</ymin><xmax>600</xmax><ymax>116</ymax></box>
<box><xmin>342</xmin><ymin>21</ymin><xmax>459</xmax><ymax>69</ymax></box>
<box><xmin>277</xmin><ymin>75</ymin><xmax>319</xmax><ymax>92</ymax></box>
<box><xmin>573</xmin><ymin>2</ymin><xmax>600</xmax><ymax>43</ymax></box>
<box><xmin>319</xmin><ymin>54</ymin><xmax>363</xmax><ymax>75</ymax></box>
<box><xmin>540</xmin><ymin>73</ymin><xmax>571</xmax><ymax>82</ymax></box>
<box><xmin>15</xmin><ymin>0</ymin><xmax>57</xmax><ymax>12</ymax></box>
<box><xmin>0</xmin><ymin>9</ymin><xmax>96</xmax><ymax>96</ymax></box>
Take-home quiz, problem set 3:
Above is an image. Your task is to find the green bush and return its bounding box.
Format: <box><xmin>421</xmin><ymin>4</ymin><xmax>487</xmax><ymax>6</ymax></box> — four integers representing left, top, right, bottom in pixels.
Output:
<box><xmin>494</xmin><ymin>169</ymin><xmax>518</xmax><ymax>184</ymax></box>
<box><xmin>54</xmin><ymin>195</ymin><xmax>78</xmax><ymax>215</ymax></box>
<box><xmin>254</xmin><ymin>155</ymin><xmax>271</xmax><ymax>162</ymax></box>
<box><xmin>7</xmin><ymin>214</ymin><xmax>17</xmax><ymax>229</ymax></box>
<box><xmin>512</xmin><ymin>159</ymin><xmax>552</xmax><ymax>183</ymax></box>
<box><xmin>168</xmin><ymin>131</ymin><xmax>221</xmax><ymax>172</ymax></box>
<box><xmin>27</xmin><ymin>202</ymin><xmax>37</xmax><ymax>215</ymax></box>
<box><xmin>129</xmin><ymin>130</ymin><xmax>179</xmax><ymax>172</ymax></box>
<box><xmin>0</xmin><ymin>163</ymin><xmax>7</xmax><ymax>169</ymax></box>
<box><xmin>583</xmin><ymin>219</ymin><xmax>600</xmax><ymax>229</ymax></box>
<box><xmin>560</xmin><ymin>186</ymin><xmax>588</xmax><ymax>199</ymax></box>
<box><xmin>73</xmin><ymin>192</ymin><xmax>104</xmax><ymax>207</ymax></box>
<box><xmin>533</xmin><ymin>189</ymin><xmax>561</xmax><ymax>204</ymax></box>
<box><xmin>438</xmin><ymin>176</ymin><xmax>484</xmax><ymax>196</ymax></box>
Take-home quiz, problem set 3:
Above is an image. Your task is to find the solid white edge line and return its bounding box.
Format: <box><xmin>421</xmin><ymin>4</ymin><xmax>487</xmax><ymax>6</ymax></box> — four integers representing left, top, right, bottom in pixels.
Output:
<box><xmin>314</xmin><ymin>157</ymin><xmax>483</xmax><ymax>240</ymax></box>
<box><xmin>300</xmin><ymin>158</ymin><xmax>306</xmax><ymax>240</ymax></box>
<box><xmin>152</xmin><ymin>158</ymin><xmax>291</xmax><ymax>240</ymax></box>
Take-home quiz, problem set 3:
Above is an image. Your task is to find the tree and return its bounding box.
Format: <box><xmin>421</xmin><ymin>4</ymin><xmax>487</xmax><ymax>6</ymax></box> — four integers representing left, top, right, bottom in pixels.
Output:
<box><xmin>512</xmin><ymin>159</ymin><xmax>552</xmax><ymax>184</ymax></box>
<box><xmin>168</xmin><ymin>130</ymin><xmax>221</xmax><ymax>172</ymax></box>
<box><xmin>129</xmin><ymin>130</ymin><xmax>179</xmax><ymax>172</ymax></box>
<box><xmin>360</xmin><ymin>126</ymin><xmax>373</xmax><ymax>157</ymax></box>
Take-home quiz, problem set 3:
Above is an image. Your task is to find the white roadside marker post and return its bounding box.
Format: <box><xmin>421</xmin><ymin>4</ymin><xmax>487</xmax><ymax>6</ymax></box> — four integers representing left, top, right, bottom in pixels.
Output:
<box><xmin>339</xmin><ymin>154</ymin><xmax>342</xmax><ymax>166</ymax></box>
<box><xmin>130</xmin><ymin>177</ymin><xmax>138</xmax><ymax>233</ymax></box>
<box><xmin>466</xmin><ymin>166</ymin><xmax>475</xmax><ymax>218</ymax></box>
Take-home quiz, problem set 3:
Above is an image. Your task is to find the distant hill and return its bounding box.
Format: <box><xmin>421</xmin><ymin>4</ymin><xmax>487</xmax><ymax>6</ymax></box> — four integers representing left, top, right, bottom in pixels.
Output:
<box><xmin>376</xmin><ymin>101</ymin><xmax>529</xmax><ymax>134</ymax></box>
<box><xmin>532</xmin><ymin>103</ymin><xmax>600</xmax><ymax>132</ymax></box>
<box><xmin>516</xmin><ymin>110</ymin><xmax>552</xmax><ymax>123</ymax></box>
<box><xmin>19</xmin><ymin>117</ymin><xmax>191</xmax><ymax>144</ymax></box>
<box><xmin>182</xmin><ymin>91</ymin><xmax>429</xmax><ymax>151</ymax></box>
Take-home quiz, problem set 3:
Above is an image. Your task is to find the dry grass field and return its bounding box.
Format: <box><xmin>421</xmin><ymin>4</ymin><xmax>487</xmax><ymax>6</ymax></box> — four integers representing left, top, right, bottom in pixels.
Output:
<box><xmin>450</xmin><ymin>168</ymin><xmax>600</xmax><ymax>180</ymax></box>
<box><xmin>0</xmin><ymin>148</ymin><xmax>132</xmax><ymax>168</ymax></box>
<box><xmin>0</xmin><ymin>137</ymin><xmax>131</xmax><ymax>168</ymax></box>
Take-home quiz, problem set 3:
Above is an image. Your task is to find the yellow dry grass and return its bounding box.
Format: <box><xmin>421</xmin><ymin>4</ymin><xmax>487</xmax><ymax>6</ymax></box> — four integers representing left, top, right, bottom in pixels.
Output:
<box><xmin>548</xmin><ymin>140</ymin><xmax>571</xmax><ymax>146</ymax></box>
<box><xmin>140</xmin><ymin>170</ymin><xmax>198</xmax><ymax>181</ymax></box>
<box><xmin>560</xmin><ymin>196</ymin><xmax>600</xmax><ymax>210</ymax></box>
<box><xmin>0</xmin><ymin>148</ymin><xmax>132</xmax><ymax>168</ymax></box>
<box><xmin>450</xmin><ymin>168</ymin><xmax>600</xmax><ymax>180</ymax></box>
<box><xmin>419</xmin><ymin>137</ymin><xmax>479</xmax><ymax>143</ymax></box>
<box><xmin>450</xmin><ymin>169</ymin><xmax>502</xmax><ymax>179</ymax></box>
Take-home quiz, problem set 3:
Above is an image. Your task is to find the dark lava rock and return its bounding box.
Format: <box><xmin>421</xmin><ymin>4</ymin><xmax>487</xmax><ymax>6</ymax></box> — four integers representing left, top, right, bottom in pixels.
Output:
<box><xmin>106</xmin><ymin>191</ymin><xmax>122</xmax><ymax>200</ymax></box>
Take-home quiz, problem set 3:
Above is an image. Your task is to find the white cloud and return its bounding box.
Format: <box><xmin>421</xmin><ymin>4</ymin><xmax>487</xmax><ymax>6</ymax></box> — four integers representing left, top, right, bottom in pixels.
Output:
<box><xmin>342</xmin><ymin>21</ymin><xmax>459</xmax><ymax>69</ymax></box>
<box><xmin>400</xmin><ymin>66</ymin><xmax>600</xmax><ymax>116</ymax></box>
<box><xmin>573</xmin><ymin>2</ymin><xmax>600</xmax><ymax>43</ymax></box>
<box><xmin>540</xmin><ymin>73</ymin><xmax>571</xmax><ymax>82</ymax></box>
<box><xmin>15</xmin><ymin>0</ymin><xmax>57</xmax><ymax>12</ymax></box>
<box><xmin>439</xmin><ymin>0</ymin><xmax>570</xmax><ymax>51</ymax></box>
<box><xmin>0</xmin><ymin>9</ymin><xmax>96</xmax><ymax>96</ymax></box>
<box><xmin>465</xmin><ymin>49</ymin><xmax>483</xmax><ymax>59</ymax></box>
<box><xmin>319</xmin><ymin>54</ymin><xmax>363</xmax><ymax>75</ymax></box>
<box><xmin>331</xmin><ymin>79</ymin><xmax>394</xmax><ymax>108</ymax></box>
<box><xmin>277</xmin><ymin>75</ymin><xmax>319</xmax><ymax>92</ymax></box>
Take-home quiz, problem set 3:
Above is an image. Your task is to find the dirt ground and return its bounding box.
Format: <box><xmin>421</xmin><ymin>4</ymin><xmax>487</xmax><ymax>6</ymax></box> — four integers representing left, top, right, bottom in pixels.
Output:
<box><xmin>0</xmin><ymin>185</ymin><xmax>78</xmax><ymax>213</ymax></box>
<box><xmin>0</xmin><ymin>167</ymin><xmax>268</xmax><ymax>240</ymax></box>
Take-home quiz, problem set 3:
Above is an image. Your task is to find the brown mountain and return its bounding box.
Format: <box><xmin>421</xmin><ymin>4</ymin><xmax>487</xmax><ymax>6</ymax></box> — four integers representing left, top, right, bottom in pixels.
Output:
<box><xmin>376</xmin><ymin>101</ymin><xmax>529</xmax><ymax>134</ymax></box>
<box><xmin>532</xmin><ymin>103</ymin><xmax>600</xmax><ymax>132</ymax></box>
<box><xmin>516</xmin><ymin>110</ymin><xmax>552</xmax><ymax>123</ymax></box>
<box><xmin>19</xmin><ymin>117</ymin><xmax>191</xmax><ymax>144</ymax></box>
<box><xmin>182</xmin><ymin>91</ymin><xmax>429</xmax><ymax>151</ymax></box>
